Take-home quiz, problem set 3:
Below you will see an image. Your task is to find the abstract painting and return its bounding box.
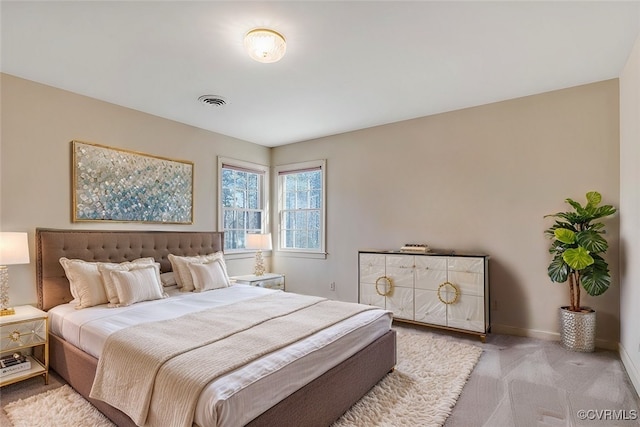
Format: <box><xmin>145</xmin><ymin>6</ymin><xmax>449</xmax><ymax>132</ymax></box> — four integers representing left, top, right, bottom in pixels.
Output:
<box><xmin>72</xmin><ymin>141</ymin><xmax>193</xmax><ymax>223</ymax></box>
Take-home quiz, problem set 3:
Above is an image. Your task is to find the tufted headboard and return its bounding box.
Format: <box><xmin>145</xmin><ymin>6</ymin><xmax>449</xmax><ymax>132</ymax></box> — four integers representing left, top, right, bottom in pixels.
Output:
<box><xmin>35</xmin><ymin>228</ymin><xmax>224</xmax><ymax>311</ymax></box>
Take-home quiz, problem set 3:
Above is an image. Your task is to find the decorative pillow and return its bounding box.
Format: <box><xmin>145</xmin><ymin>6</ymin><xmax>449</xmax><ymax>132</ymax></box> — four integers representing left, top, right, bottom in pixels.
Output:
<box><xmin>98</xmin><ymin>258</ymin><xmax>157</xmax><ymax>306</ymax></box>
<box><xmin>168</xmin><ymin>252</ymin><xmax>228</xmax><ymax>292</ymax></box>
<box><xmin>160</xmin><ymin>272</ymin><xmax>177</xmax><ymax>287</ymax></box>
<box><xmin>187</xmin><ymin>259</ymin><xmax>231</xmax><ymax>292</ymax></box>
<box><xmin>59</xmin><ymin>258</ymin><xmax>108</xmax><ymax>309</ymax></box>
<box><xmin>109</xmin><ymin>264</ymin><xmax>165</xmax><ymax>307</ymax></box>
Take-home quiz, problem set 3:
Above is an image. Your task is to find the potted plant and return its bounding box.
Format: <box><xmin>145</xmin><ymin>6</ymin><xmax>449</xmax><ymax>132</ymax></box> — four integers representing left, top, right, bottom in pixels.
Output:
<box><xmin>544</xmin><ymin>191</ymin><xmax>616</xmax><ymax>352</ymax></box>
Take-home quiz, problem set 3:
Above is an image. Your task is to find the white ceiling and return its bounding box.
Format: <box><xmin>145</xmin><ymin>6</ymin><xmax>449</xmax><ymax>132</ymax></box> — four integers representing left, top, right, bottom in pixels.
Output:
<box><xmin>2</xmin><ymin>1</ymin><xmax>639</xmax><ymax>147</ymax></box>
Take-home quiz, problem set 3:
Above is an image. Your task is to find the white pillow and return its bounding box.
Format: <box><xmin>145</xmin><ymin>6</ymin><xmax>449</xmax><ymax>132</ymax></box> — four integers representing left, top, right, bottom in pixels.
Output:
<box><xmin>160</xmin><ymin>272</ymin><xmax>177</xmax><ymax>287</ymax></box>
<box><xmin>168</xmin><ymin>252</ymin><xmax>228</xmax><ymax>292</ymax></box>
<box><xmin>187</xmin><ymin>259</ymin><xmax>231</xmax><ymax>292</ymax></box>
<box><xmin>110</xmin><ymin>264</ymin><xmax>165</xmax><ymax>307</ymax></box>
<box><xmin>59</xmin><ymin>258</ymin><xmax>108</xmax><ymax>309</ymax></box>
<box><xmin>60</xmin><ymin>257</ymin><xmax>158</xmax><ymax>309</ymax></box>
<box><xmin>98</xmin><ymin>258</ymin><xmax>158</xmax><ymax>306</ymax></box>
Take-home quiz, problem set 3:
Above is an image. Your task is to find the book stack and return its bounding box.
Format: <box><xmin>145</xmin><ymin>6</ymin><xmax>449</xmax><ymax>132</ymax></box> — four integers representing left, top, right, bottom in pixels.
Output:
<box><xmin>0</xmin><ymin>353</ymin><xmax>31</xmax><ymax>377</ymax></box>
<box><xmin>400</xmin><ymin>244</ymin><xmax>430</xmax><ymax>253</ymax></box>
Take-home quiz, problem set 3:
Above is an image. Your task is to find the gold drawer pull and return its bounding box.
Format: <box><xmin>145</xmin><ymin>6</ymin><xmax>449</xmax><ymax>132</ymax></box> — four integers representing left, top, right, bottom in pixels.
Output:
<box><xmin>437</xmin><ymin>281</ymin><xmax>460</xmax><ymax>305</ymax></box>
<box><xmin>375</xmin><ymin>276</ymin><xmax>394</xmax><ymax>297</ymax></box>
<box><xmin>9</xmin><ymin>330</ymin><xmax>21</xmax><ymax>342</ymax></box>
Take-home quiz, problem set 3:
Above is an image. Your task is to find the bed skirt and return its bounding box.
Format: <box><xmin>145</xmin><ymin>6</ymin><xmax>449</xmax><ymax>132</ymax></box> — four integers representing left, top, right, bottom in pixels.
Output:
<box><xmin>49</xmin><ymin>329</ymin><xmax>397</xmax><ymax>427</ymax></box>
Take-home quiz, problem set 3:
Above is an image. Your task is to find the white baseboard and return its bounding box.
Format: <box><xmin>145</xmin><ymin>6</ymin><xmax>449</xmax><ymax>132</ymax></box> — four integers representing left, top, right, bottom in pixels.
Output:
<box><xmin>490</xmin><ymin>323</ymin><xmax>618</xmax><ymax>351</ymax></box>
<box><xmin>619</xmin><ymin>343</ymin><xmax>640</xmax><ymax>398</ymax></box>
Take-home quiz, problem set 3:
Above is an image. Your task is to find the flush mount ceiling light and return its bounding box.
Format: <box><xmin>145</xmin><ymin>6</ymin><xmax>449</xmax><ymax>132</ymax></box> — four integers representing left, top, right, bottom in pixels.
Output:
<box><xmin>244</xmin><ymin>28</ymin><xmax>286</xmax><ymax>63</ymax></box>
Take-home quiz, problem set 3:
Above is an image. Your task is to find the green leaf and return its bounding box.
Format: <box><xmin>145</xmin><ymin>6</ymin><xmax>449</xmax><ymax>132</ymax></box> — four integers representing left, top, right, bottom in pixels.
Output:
<box><xmin>545</xmin><ymin>212</ymin><xmax>579</xmax><ymax>223</ymax></box>
<box><xmin>580</xmin><ymin>255</ymin><xmax>611</xmax><ymax>296</ymax></box>
<box><xmin>592</xmin><ymin>205</ymin><xmax>616</xmax><ymax>219</ymax></box>
<box><xmin>554</xmin><ymin>228</ymin><xmax>576</xmax><ymax>244</ymax></box>
<box><xmin>548</xmin><ymin>255</ymin><xmax>569</xmax><ymax>283</ymax></box>
<box><xmin>585</xmin><ymin>191</ymin><xmax>601</xmax><ymax>208</ymax></box>
<box><xmin>562</xmin><ymin>247</ymin><xmax>594</xmax><ymax>270</ymax></box>
<box><xmin>575</xmin><ymin>230</ymin><xmax>608</xmax><ymax>253</ymax></box>
<box><xmin>565</xmin><ymin>198</ymin><xmax>584</xmax><ymax>212</ymax></box>
<box><xmin>548</xmin><ymin>240</ymin><xmax>568</xmax><ymax>254</ymax></box>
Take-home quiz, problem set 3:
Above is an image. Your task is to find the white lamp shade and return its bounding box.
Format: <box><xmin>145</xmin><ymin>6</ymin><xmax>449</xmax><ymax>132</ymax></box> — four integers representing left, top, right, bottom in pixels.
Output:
<box><xmin>244</xmin><ymin>29</ymin><xmax>286</xmax><ymax>63</ymax></box>
<box><xmin>246</xmin><ymin>233</ymin><xmax>272</xmax><ymax>251</ymax></box>
<box><xmin>0</xmin><ymin>232</ymin><xmax>30</xmax><ymax>265</ymax></box>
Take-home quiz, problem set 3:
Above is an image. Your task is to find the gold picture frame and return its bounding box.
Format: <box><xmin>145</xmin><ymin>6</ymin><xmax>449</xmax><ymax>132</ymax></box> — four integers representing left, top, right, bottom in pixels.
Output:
<box><xmin>72</xmin><ymin>140</ymin><xmax>194</xmax><ymax>224</ymax></box>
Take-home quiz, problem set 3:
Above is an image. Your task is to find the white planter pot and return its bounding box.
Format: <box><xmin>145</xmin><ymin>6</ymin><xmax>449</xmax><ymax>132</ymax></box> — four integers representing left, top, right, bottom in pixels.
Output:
<box><xmin>559</xmin><ymin>306</ymin><xmax>596</xmax><ymax>352</ymax></box>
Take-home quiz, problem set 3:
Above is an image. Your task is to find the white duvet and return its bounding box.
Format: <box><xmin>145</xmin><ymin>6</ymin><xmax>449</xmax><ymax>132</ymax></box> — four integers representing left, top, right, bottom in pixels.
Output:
<box><xmin>48</xmin><ymin>285</ymin><xmax>392</xmax><ymax>427</ymax></box>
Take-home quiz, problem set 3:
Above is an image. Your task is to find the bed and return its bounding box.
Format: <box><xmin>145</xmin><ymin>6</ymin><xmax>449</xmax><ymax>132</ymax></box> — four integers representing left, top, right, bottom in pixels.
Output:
<box><xmin>35</xmin><ymin>228</ymin><xmax>396</xmax><ymax>427</ymax></box>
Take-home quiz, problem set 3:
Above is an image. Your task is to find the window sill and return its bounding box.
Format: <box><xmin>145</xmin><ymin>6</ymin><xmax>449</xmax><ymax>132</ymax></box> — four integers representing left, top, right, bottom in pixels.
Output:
<box><xmin>274</xmin><ymin>250</ymin><xmax>327</xmax><ymax>260</ymax></box>
<box><xmin>223</xmin><ymin>250</ymin><xmax>272</xmax><ymax>260</ymax></box>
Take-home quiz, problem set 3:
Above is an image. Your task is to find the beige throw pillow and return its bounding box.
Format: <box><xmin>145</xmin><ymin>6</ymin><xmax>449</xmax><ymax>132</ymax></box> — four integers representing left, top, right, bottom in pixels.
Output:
<box><xmin>98</xmin><ymin>258</ymin><xmax>158</xmax><ymax>306</ymax></box>
<box><xmin>59</xmin><ymin>258</ymin><xmax>108</xmax><ymax>309</ymax></box>
<box><xmin>187</xmin><ymin>259</ymin><xmax>231</xmax><ymax>292</ymax></box>
<box><xmin>109</xmin><ymin>264</ymin><xmax>165</xmax><ymax>307</ymax></box>
<box><xmin>160</xmin><ymin>272</ymin><xmax>177</xmax><ymax>287</ymax></box>
<box><xmin>168</xmin><ymin>252</ymin><xmax>228</xmax><ymax>292</ymax></box>
<box><xmin>60</xmin><ymin>257</ymin><xmax>159</xmax><ymax>309</ymax></box>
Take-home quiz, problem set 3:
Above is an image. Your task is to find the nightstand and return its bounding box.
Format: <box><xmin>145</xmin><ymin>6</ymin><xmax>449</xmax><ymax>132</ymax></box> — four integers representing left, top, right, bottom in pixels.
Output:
<box><xmin>0</xmin><ymin>305</ymin><xmax>49</xmax><ymax>387</ymax></box>
<box><xmin>232</xmin><ymin>273</ymin><xmax>285</xmax><ymax>291</ymax></box>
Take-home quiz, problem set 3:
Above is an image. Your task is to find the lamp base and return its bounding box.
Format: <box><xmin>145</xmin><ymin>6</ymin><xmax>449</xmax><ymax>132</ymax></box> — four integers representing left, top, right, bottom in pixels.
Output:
<box><xmin>254</xmin><ymin>250</ymin><xmax>266</xmax><ymax>276</ymax></box>
<box><xmin>0</xmin><ymin>307</ymin><xmax>15</xmax><ymax>316</ymax></box>
<box><xmin>0</xmin><ymin>265</ymin><xmax>12</xmax><ymax>316</ymax></box>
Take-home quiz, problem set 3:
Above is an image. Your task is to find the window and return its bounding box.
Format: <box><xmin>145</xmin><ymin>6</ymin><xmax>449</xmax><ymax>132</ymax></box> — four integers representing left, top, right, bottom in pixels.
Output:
<box><xmin>218</xmin><ymin>157</ymin><xmax>269</xmax><ymax>252</ymax></box>
<box><xmin>276</xmin><ymin>160</ymin><xmax>326</xmax><ymax>257</ymax></box>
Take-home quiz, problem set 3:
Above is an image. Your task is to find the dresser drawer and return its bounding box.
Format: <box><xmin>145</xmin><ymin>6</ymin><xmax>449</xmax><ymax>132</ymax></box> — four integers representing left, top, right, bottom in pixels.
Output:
<box><xmin>1</xmin><ymin>318</ymin><xmax>47</xmax><ymax>352</ymax></box>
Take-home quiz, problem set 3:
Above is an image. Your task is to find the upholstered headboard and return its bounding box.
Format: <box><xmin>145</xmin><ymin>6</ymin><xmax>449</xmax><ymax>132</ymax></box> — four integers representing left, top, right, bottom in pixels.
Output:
<box><xmin>35</xmin><ymin>228</ymin><xmax>224</xmax><ymax>311</ymax></box>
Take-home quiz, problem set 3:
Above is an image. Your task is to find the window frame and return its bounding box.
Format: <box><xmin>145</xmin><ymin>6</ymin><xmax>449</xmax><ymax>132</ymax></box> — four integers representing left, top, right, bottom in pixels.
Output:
<box><xmin>275</xmin><ymin>159</ymin><xmax>327</xmax><ymax>259</ymax></box>
<box><xmin>217</xmin><ymin>157</ymin><xmax>270</xmax><ymax>254</ymax></box>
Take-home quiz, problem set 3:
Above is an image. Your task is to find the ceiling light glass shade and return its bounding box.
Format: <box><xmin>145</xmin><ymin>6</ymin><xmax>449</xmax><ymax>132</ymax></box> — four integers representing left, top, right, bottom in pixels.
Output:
<box><xmin>244</xmin><ymin>29</ymin><xmax>286</xmax><ymax>63</ymax></box>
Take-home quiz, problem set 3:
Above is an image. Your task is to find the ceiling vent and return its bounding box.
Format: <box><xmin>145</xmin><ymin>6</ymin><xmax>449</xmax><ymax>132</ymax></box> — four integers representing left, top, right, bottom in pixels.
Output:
<box><xmin>198</xmin><ymin>95</ymin><xmax>227</xmax><ymax>107</ymax></box>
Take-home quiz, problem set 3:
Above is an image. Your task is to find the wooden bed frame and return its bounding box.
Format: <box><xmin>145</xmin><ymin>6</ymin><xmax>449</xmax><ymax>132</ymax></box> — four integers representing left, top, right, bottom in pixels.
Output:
<box><xmin>36</xmin><ymin>228</ymin><xmax>396</xmax><ymax>427</ymax></box>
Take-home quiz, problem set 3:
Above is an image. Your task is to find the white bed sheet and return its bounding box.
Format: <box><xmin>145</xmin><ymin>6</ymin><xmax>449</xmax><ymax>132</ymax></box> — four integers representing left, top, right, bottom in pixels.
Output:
<box><xmin>48</xmin><ymin>285</ymin><xmax>392</xmax><ymax>427</ymax></box>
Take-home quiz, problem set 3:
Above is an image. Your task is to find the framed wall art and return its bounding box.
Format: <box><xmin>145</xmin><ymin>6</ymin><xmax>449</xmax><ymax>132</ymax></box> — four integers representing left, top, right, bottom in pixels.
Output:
<box><xmin>72</xmin><ymin>140</ymin><xmax>194</xmax><ymax>223</ymax></box>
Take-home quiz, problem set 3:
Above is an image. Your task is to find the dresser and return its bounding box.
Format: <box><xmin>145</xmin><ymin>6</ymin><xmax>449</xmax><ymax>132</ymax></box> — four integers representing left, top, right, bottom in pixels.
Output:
<box><xmin>359</xmin><ymin>250</ymin><xmax>489</xmax><ymax>340</ymax></box>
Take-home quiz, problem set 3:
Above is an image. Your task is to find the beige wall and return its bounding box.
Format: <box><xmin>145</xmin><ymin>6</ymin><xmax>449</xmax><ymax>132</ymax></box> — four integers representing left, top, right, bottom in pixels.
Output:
<box><xmin>272</xmin><ymin>80</ymin><xmax>621</xmax><ymax>347</ymax></box>
<box><xmin>620</xmin><ymin>33</ymin><xmax>640</xmax><ymax>392</ymax></box>
<box><xmin>0</xmin><ymin>73</ymin><xmax>269</xmax><ymax>305</ymax></box>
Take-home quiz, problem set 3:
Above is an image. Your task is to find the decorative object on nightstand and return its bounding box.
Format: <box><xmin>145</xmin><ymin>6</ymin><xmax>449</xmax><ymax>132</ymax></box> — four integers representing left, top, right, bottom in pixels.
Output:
<box><xmin>0</xmin><ymin>305</ymin><xmax>49</xmax><ymax>386</ymax></box>
<box><xmin>0</xmin><ymin>232</ymin><xmax>30</xmax><ymax>316</ymax></box>
<box><xmin>246</xmin><ymin>233</ymin><xmax>272</xmax><ymax>276</ymax></box>
<box><xmin>232</xmin><ymin>273</ymin><xmax>285</xmax><ymax>291</ymax></box>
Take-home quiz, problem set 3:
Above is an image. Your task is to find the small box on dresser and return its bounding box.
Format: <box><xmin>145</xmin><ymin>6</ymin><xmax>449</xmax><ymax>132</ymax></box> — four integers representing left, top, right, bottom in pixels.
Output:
<box><xmin>0</xmin><ymin>305</ymin><xmax>49</xmax><ymax>386</ymax></box>
<box><xmin>231</xmin><ymin>273</ymin><xmax>285</xmax><ymax>291</ymax></box>
<box><xmin>358</xmin><ymin>250</ymin><xmax>490</xmax><ymax>341</ymax></box>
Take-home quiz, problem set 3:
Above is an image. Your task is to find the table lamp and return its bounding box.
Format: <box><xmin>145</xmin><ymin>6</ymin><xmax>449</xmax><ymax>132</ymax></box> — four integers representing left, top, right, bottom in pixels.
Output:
<box><xmin>0</xmin><ymin>232</ymin><xmax>30</xmax><ymax>316</ymax></box>
<box><xmin>246</xmin><ymin>233</ymin><xmax>272</xmax><ymax>276</ymax></box>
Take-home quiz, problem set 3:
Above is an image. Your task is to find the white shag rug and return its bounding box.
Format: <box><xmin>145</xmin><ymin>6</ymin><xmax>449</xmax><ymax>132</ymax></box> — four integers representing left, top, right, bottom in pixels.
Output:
<box><xmin>3</xmin><ymin>384</ymin><xmax>114</xmax><ymax>427</ymax></box>
<box><xmin>3</xmin><ymin>330</ymin><xmax>482</xmax><ymax>427</ymax></box>
<box><xmin>333</xmin><ymin>330</ymin><xmax>483</xmax><ymax>427</ymax></box>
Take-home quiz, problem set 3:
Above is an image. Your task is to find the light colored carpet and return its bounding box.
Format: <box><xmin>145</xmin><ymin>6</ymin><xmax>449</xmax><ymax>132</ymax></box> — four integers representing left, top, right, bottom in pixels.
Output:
<box><xmin>4</xmin><ymin>384</ymin><xmax>114</xmax><ymax>427</ymax></box>
<box><xmin>2</xmin><ymin>330</ymin><xmax>482</xmax><ymax>427</ymax></box>
<box><xmin>334</xmin><ymin>330</ymin><xmax>483</xmax><ymax>427</ymax></box>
